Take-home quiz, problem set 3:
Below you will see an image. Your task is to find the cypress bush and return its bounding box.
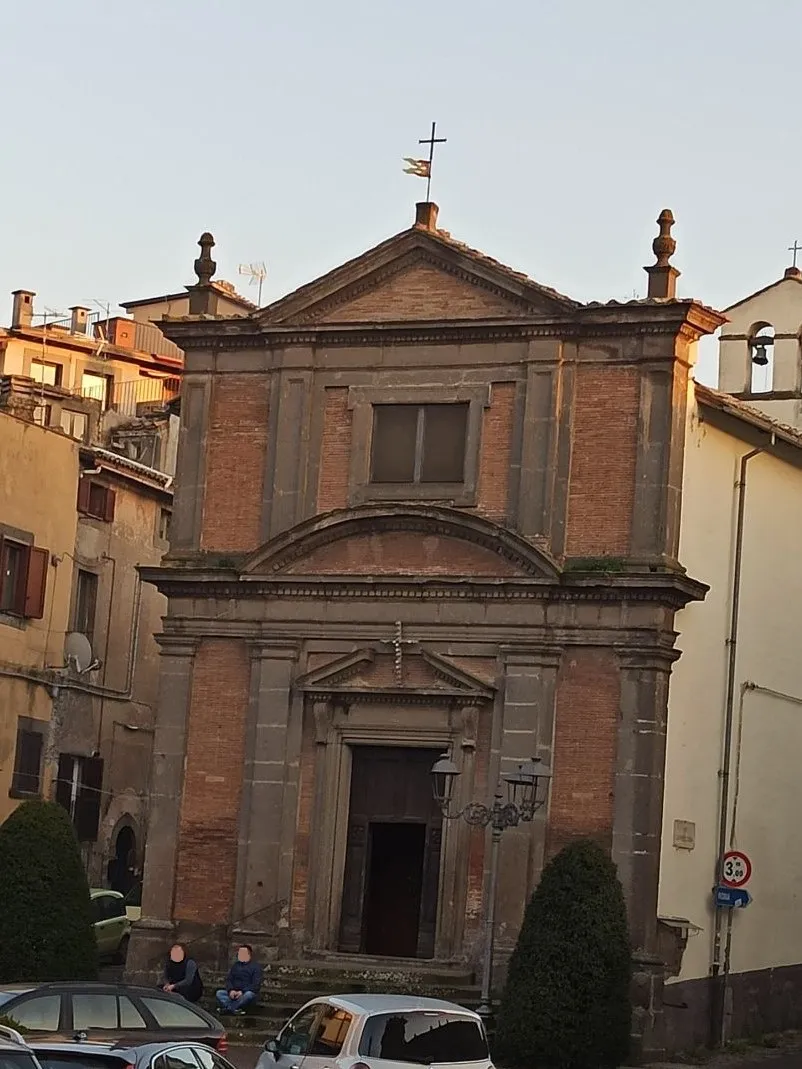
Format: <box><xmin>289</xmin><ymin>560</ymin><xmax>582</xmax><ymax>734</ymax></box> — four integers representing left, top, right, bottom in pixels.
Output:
<box><xmin>0</xmin><ymin>799</ymin><xmax>97</xmax><ymax>982</ymax></box>
<box><xmin>494</xmin><ymin>838</ymin><xmax>632</xmax><ymax>1069</ymax></box>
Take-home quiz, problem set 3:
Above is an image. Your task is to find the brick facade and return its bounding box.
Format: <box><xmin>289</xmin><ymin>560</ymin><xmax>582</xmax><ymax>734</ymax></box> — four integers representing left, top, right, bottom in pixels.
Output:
<box><xmin>549</xmin><ymin>647</ymin><xmax>620</xmax><ymax>856</ymax></box>
<box><xmin>174</xmin><ymin>638</ymin><xmax>250</xmax><ymax>923</ymax></box>
<box><xmin>201</xmin><ymin>375</ymin><xmax>270</xmax><ymax>552</ymax></box>
<box><xmin>565</xmin><ymin>365</ymin><xmax>640</xmax><ymax>557</ymax></box>
<box><xmin>132</xmin><ymin>206</ymin><xmax>723</xmax><ymax>1062</ymax></box>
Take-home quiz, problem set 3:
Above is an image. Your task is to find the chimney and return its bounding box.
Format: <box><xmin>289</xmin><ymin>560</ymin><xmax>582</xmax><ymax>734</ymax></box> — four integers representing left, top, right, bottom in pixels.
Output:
<box><xmin>11</xmin><ymin>289</ymin><xmax>35</xmax><ymax>329</ymax></box>
<box><xmin>644</xmin><ymin>209</ymin><xmax>680</xmax><ymax>299</ymax></box>
<box><xmin>415</xmin><ymin>202</ymin><xmax>439</xmax><ymax>231</ymax></box>
<box><xmin>70</xmin><ymin>305</ymin><xmax>90</xmax><ymax>335</ymax></box>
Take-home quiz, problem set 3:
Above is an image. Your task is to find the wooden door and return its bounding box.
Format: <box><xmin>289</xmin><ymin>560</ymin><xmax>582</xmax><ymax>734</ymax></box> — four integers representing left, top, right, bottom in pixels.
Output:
<box><xmin>338</xmin><ymin>746</ymin><xmax>442</xmax><ymax>957</ymax></box>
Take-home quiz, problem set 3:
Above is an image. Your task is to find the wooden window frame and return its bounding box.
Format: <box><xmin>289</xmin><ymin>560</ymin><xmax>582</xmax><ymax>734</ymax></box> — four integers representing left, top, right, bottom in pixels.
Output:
<box><xmin>347</xmin><ymin>384</ymin><xmax>490</xmax><ymax>507</ymax></box>
<box><xmin>77</xmin><ymin>478</ymin><xmax>116</xmax><ymax>522</ymax></box>
<box><xmin>370</xmin><ymin>402</ymin><xmax>470</xmax><ymax>486</ymax></box>
<box><xmin>0</xmin><ymin>527</ymin><xmax>49</xmax><ymax>622</ymax></box>
<box><xmin>73</xmin><ymin>569</ymin><xmax>99</xmax><ymax>647</ymax></box>
<box><xmin>55</xmin><ymin>753</ymin><xmax>104</xmax><ymax>842</ymax></box>
<box><xmin>9</xmin><ymin>718</ymin><xmax>45</xmax><ymax>799</ymax></box>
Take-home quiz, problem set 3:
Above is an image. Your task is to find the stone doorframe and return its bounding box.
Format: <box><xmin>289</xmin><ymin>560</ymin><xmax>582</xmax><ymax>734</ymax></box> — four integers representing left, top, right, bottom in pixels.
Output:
<box><xmin>304</xmin><ymin>698</ymin><xmax>488</xmax><ymax>961</ymax></box>
<box><xmin>295</xmin><ymin>647</ymin><xmax>496</xmax><ymax>961</ymax></box>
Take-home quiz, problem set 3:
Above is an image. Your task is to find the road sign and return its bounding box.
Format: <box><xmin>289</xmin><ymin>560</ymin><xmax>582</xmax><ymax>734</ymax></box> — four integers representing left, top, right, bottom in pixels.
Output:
<box><xmin>721</xmin><ymin>850</ymin><xmax>752</xmax><ymax>888</ymax></box>
<box><xmin>714</xmin><ymin>885</ymin><xmax>752</xmax><ymax>909</ymax></box>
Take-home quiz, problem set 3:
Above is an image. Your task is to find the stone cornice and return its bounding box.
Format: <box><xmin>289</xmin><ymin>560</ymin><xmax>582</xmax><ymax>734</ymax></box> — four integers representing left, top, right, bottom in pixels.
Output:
<box><xmin>140</xmin><ymin>569</ymin><xmax>706</xmax><ymax>610</ymax></box>
<box><xmin>158</xmin><ymin>302</ymin><xmax>721</xmax><ymax>352</ymax></box>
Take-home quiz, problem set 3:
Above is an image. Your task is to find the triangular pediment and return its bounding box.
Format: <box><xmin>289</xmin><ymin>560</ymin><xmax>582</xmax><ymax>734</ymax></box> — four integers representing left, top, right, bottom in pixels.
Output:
<box><xmin>257</xmin><ymin>227</ymin><xmax>578</xmax><ymax>327</ymax></box>
<box><xmin>295</xmin><ymin>646</ymin><xmax>495</xmax><ymax>702</ymax></box>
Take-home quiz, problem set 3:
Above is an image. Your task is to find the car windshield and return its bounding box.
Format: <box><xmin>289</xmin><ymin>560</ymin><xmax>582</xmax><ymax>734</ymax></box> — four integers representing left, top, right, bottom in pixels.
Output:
<box><xmin>0</xmin><ymin>1052</ymin><xmax>41</xmax><ymax>1069</ymax></box>
<box><xmin>358</xmin><ymin>1012</ymin><xmax>489</xmax><ymax>1064</ymax></box>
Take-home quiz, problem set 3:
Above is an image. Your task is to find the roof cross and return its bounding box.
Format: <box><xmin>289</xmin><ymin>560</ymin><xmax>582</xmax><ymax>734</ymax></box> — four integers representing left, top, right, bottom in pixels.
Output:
<box><xmin>790</xmin><ymin>240</ymin><xmax>802</xmax><ymax>269</ymax></box>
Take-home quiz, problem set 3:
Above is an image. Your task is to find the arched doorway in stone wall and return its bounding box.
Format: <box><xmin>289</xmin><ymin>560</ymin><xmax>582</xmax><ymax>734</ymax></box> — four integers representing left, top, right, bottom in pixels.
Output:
<box><xmin>108</xmin><ymin>824</ymin><xmax>137</xmax><ymax>895</ymax></box>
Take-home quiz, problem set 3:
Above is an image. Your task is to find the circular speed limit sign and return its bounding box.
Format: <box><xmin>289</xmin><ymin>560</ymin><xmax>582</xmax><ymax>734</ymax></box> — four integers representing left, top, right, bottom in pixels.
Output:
<box><xmin>721</xmin><ymin>850</ymin><xmax>752</xmax><ymax>888</ymax></box>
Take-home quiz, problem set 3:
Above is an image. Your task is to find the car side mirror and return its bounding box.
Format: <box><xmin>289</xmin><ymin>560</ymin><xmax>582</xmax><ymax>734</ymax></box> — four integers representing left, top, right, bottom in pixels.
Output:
<box><xmin>264</xmin><ymin>1040</ymin><xmax>278</xmax><ymax>1057</ymax></box>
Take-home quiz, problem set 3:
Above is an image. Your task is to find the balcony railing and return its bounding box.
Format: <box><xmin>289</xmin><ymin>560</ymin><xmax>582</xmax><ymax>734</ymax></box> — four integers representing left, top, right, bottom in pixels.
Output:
<box><xmin>80</xmin><ymin>376</ymin><xmax>180</xmax><ymax>418</ymax></box>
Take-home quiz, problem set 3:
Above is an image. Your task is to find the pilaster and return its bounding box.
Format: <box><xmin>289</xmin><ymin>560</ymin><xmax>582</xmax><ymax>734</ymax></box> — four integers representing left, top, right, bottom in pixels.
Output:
<box><xmin>232</xmin><ymin>642</ymin><xmax>299</xmax><ymax>944</ymax></box>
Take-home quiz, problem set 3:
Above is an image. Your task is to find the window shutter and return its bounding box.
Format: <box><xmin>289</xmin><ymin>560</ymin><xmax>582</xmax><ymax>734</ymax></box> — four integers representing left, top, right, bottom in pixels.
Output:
<box><xmin>55</xmin><ymin>753</ymin><xmax>73</xmax><ymax>812</ymax></box>
<box><xmin>77</xmin><ymin>478</ymin><xmax>91</xmax><ymax>514</ymax></box>
<box><xmin>103</xmin><ymin>489</ymin><xmax>116</xmax><ymax>523</ymax></box>
<box><xmin>24</xmin><ymin>547</ymin><xmax>49</xmax><ymax>618</ymax></box>
<box><xmin>12</xmin><ymin>729</ymin><xmax>43</xmax><ymax>795</ymax></box>
<box><xmin>75</xmin><ymin>756</ymin><xmax>104</xmax><ymax>842</ymax></box>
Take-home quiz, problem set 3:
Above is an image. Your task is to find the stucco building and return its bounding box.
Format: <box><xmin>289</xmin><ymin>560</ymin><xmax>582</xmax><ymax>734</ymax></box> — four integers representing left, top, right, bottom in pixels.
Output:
<box><xmin>0</xmin><ymin>405</ymin><xmax>173</xmax><ymax>889</ymax></box>
<box><xmin>657</xmin><ymin>258</ymin><xmax>802</xmax><ymax>1047</ymax></box>
<box><xmin>128</xmin><ymin>204</ymin><xmax>723</xmax><ymax>1059</ymax></box>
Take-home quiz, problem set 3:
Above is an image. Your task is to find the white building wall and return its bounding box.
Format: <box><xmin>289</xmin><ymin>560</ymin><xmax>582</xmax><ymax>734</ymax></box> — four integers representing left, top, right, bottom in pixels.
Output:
<box><xmin>660</xmin><ymin>386</ymin><xmax>802</xmax><ymax>988</ymax></box>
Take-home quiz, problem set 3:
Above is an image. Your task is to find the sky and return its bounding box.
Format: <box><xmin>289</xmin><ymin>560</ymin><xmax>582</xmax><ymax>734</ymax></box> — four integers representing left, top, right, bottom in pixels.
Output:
<box><xmin>2</xmin><ymin>0</ymin><xmax>801</xmax><ymax>385</ymax></box>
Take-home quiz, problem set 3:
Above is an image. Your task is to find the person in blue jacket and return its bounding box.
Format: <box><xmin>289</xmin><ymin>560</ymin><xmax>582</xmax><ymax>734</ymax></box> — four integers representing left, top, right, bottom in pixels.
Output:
<box><xmin>215</xmin><ymin>944</ymin><xmax>263</xmax><ymax>1014</ymax></box>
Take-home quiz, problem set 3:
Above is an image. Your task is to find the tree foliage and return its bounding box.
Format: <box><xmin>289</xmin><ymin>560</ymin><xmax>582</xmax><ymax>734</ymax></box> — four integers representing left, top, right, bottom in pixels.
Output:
<box><xmin>0</xmin><ymin>799</ymin><xmax>97</xmax><ymax>982</ymax></box>
<box><xmin>494</xmin><ymin>838</ymin><xmax>632</xmax><ymax>1069</ymax></box>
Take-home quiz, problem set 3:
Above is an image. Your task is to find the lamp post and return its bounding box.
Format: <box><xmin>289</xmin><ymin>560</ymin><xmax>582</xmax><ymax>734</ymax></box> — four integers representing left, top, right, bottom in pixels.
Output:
<box><xmin>431</xmin><ymin>754</ymin><xmax>552</xmax><ymax>1022</ymax></box>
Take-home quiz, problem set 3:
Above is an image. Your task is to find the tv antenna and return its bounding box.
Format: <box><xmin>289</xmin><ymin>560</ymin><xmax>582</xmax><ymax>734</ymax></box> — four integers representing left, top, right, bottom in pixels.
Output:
<box><xmin>88</xmin><ymin>298</ymin><xmax>116</xmax><ymax>358</ymax></box>
<box><xmin>238</xmin><ymin>261</ymin><xmax>267</xmax><ymax>306</ymax></box>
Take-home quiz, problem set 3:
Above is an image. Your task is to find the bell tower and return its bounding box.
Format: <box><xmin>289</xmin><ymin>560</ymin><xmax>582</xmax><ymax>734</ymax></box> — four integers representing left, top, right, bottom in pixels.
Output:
<box><xmin>718</xmin><ymin>257</ymin><xmax>802</xmax><ymax>427</ymax></box>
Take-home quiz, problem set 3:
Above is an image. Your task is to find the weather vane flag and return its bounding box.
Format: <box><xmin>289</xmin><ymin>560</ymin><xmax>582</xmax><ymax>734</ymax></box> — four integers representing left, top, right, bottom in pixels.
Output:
<box><xmin>403</xmin><ymin>121</ymin><xmax>446</xmax><ymax>201</ymax></box>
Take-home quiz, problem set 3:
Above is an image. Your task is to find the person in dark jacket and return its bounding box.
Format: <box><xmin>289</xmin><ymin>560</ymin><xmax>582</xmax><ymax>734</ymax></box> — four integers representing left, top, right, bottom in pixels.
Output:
<box><xmin>215</xmin><ymin>944</ymin><xmax>263</xmax><ymax>1014</ymax></box>
<box><xmin>162</xmin><ymin>943</ymin><xmax>204</xmax><ymax>1003</ymax></box>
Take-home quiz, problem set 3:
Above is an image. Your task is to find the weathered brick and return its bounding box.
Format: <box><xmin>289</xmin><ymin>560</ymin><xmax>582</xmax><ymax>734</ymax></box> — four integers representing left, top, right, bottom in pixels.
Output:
<box><xmin>284</xmin><ymin>531</ymin><xmax>522</xmax><ymax>577</ymax></box>
<box><xmin>547</xmin><ymin>648</ymin><xmax>619</xmax><ymax>856</ymax></box>
<box><xmin>201</xmin><ymin>376</ymin><xmax>270</xmax><ymax>552</ymax></box>
<box><xmin>315</xmin><ymin>265</ymin><xmax>522</xmax><ymax>322</ymax></box>
<box><xmin>317</xmin><ymin>388</ymin><xmax>352</xmax><ymax>512</ymax></box>
<box><xmin>174</xmin><ymin>639</ymin><xmax>250</xmax><ymax>923</ymax></box>
<box><xmin>477</xmin><ymin>382</ymin><xmax>515</xmax><ymax>521</ymax></box>
<box><xmin>565</xmin><ymin>366</ymin><xmax>639</xmax><ymax>556</ymax></box>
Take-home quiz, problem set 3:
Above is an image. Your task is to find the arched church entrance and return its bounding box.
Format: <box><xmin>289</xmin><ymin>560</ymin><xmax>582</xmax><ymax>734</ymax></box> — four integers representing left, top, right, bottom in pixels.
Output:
<box><xmin>108</xmin><ymin>824</ymin><xmax>136</xmax><ymax>895</ymax></box>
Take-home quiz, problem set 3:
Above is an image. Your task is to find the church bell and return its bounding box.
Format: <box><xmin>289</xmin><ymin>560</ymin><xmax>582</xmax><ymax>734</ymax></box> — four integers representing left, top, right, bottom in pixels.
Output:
<box><xmin>751</xmin><ymin>336</ymin><xmax>773</xmax><ymax>366</ymax></box>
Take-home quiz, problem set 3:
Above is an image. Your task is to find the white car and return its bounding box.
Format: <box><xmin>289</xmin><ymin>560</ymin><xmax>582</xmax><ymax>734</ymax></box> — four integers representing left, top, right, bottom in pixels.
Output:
<box><xmin>257</xmin><ymin>994</ymin><xmax>493</xmax><ymax>1069</ymax></box>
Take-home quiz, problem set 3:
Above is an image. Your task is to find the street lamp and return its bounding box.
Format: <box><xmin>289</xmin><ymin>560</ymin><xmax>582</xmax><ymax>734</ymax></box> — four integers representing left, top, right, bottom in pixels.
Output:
<box><xmin>431</xmin><ymin>753</ymin><xmax>552</xmax><ymax>1021</ymax></box>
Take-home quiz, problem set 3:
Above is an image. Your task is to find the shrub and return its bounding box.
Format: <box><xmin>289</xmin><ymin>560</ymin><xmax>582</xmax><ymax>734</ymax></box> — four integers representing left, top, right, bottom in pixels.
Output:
<box><xmin>0</xmin><ymin>799</ymin><xmax>97</xmax><ymax>982</ymax></box>
<box><xmin>494</xmin><ymin>838</ymin><xmax>632</xmax><ymax>1069</ymax></box>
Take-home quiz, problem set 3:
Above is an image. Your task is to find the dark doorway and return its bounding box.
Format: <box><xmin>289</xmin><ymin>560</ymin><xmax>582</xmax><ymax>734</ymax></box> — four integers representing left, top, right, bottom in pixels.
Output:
<box><xmin>339</xmin><ymin>746</ymin><xmax>442</xmax><ymax>958</ymax></box>
<box><xmin>108</xmin><ymin>825</ymin><xmax>136</xmax><ymax>894</ymax></box>
<box><xmin>364</xmin><ymin>823</ymin><xmax>426</xmax><ymax>957</ymax></box>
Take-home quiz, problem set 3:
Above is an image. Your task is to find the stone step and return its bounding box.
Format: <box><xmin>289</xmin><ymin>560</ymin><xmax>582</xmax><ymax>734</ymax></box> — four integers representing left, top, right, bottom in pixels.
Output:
<box><xmin>257</xmin><ymin>958</ymin><xmax>475</xmax><ymax>988</ymax></box>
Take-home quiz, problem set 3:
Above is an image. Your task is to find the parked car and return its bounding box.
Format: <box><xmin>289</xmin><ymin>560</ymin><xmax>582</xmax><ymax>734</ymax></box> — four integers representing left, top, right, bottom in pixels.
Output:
<box><xmin>0</xmin><ymin>986</ymin><xmax>226</xmax><ymax>1054</ymax></box>
<box><xmin>0</xmin><ymin>1023</ymin><xmax>47</xmax><ymax>1069</ymax></box>
<box><xmin>90</xmin><ymin>892</ymin><xmax>131</xmax><ymax>963</ymax></box>
<box><xmin>29</xmin><ymin>1040</ymin><xmax>235</xmax><ymax>1069</ymax></box>
<box><xmin>257</xmin><ymin>995</ymin><xmax>492</xmax><ymax>1069</ymax></box>
<box><xmin>121</xmin><ymin>884</ymin><xmax>142</xmax><ymax>925</ymax></box>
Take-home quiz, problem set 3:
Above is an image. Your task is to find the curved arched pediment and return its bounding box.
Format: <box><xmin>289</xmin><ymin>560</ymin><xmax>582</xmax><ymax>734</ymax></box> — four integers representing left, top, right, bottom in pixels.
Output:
<box><xmin>243</xmin><ymin>505</ymin><xmax>560</xmax><ymax>581</ymax></box>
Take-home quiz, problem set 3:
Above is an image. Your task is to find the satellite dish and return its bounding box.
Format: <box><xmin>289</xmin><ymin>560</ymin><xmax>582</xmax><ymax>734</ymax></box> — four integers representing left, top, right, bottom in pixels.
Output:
<box><xmin>65</xmin><ymin>632</ymin><xmax>93</xmax><ymax>673</ymax></box>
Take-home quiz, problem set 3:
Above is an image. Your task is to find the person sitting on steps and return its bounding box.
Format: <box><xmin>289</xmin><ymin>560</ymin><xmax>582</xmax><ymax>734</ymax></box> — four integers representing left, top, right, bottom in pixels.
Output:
<box><xmin>162</xmin><ymin>943</ymin><xmax>204</xmax><ymax>1003</ymax></box>
<box><xmin>215</xmin><ymin>944</ymin><xmax>263</xmax><ymax>1015</ymax></box>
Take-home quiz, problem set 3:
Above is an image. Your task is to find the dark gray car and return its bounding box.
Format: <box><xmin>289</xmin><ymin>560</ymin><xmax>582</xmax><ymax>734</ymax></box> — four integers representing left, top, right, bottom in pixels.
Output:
<box><xmin>0</xmin><ymin>986</ymin><xmax>226</xmax><ymax>1053</ymax></box>
<box><xmin>29</xmin><ymin>1041</ymin><xmax>235</xmax><ymax>1069</ymax></box>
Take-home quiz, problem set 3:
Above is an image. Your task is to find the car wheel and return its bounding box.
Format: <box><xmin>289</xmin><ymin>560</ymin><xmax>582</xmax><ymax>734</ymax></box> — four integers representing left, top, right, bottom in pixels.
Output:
<box><xmin>115</xmin><ymin>934</ymin><xmax>130</xmax><ymax>965</ymax></box>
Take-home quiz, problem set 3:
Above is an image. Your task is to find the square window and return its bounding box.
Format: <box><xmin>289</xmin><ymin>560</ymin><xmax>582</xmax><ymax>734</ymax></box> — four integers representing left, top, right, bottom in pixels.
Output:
<box><xmin>371</xmin><ymin>403</ymin><xmax>468</xmax><ymax>486</ymax></box>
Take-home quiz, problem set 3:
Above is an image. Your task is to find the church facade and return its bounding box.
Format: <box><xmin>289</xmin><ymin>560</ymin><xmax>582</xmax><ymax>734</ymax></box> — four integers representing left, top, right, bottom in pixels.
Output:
<box><xmin>128</xmin><ymin>203</ymin><xmax>722</xmax><ymax>1058</ymax></box>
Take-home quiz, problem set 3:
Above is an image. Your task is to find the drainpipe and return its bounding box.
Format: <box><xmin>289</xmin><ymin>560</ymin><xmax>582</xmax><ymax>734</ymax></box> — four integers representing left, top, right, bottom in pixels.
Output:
<box><xmin>710</xmin><ymin>446</ymin><xmax>763</xmax><ymax>1046</ymax></box>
